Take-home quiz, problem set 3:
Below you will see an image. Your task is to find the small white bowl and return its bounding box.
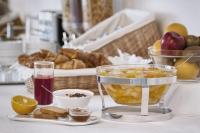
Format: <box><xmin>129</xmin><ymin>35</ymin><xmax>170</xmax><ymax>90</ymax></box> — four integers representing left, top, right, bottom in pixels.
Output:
<box><xmin>53</xmin><ymin>89</ymin><xmax>94</xmax><ymax>109</ymax></box>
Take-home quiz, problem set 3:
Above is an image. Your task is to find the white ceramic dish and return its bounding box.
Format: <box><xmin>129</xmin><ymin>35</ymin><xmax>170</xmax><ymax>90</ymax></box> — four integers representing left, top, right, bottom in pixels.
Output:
<box><xmin>53</xmin><ymin>89</ymin><xmax>94</xmax><ymax>109</ymax></box>
<box><xmin>8</xmin><ymin>114</ymin><xmax>100</xmax><ymax>126</ymax></box>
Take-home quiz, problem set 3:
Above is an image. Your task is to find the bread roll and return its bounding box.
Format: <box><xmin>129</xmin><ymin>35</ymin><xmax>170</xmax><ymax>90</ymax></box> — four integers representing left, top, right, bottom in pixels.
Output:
<box><xmin>54</xmin><ymin>54</ymin><xmax>70</xmax><ymax>64</ymax></box>
<box><xmin>18</xmin><ymin>48</ymin><xmax>111</xmax><ymax>69</ymax></box>
<box><xmin>40</xmin><ymin>49</ymin><xmax>56</xmax><ymax>59</ymax></box>
<box><xmin>59</xmin><ymin>48</ymin><xmax>78</xmax><ymax>59</ymax></box>
<box><xmin>72</xmin><ymin>59</ymin><xmax>86</xmax><ymax>69</ymax></box>
<box><xmin>60</xmin><ymin>60</ymin><xmax>74</xmax><ymax>69</ymax></box>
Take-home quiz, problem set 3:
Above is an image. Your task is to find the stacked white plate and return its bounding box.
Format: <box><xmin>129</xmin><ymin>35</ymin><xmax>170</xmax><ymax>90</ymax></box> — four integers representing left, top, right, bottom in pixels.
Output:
<box><xmin>0</xmin><ymin>40</ymin><xmax>23</xmax><ymax>66</ymax></box>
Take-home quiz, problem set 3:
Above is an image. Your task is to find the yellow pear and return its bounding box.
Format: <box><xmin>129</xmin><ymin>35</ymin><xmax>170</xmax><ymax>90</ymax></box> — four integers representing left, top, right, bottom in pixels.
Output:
<box><xmin>175</xmin><ymin>59</ymin><xmax>200</xmax><ymax>80</ymax></box>
<box><xmin>153</xmin><ymin>40</ymin><xmax>161</xmax><ymax>51</ymax></box>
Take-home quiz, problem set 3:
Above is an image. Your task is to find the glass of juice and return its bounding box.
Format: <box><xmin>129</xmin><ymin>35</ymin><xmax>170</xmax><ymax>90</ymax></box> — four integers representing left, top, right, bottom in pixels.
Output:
<box><xmin>34</xmin><ymin>61</ymin><xmax>54</xmax><ymax>105</ymax></box>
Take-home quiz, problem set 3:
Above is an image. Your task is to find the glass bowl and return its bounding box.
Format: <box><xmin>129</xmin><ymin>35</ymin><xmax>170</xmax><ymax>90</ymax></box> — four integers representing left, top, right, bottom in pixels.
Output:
<box><xmin>96</xmin><ymin>64</ymin><xmax>176</xmax><ymax>106</ymax></box>
<box><xmin>148</xmin><ymin>46</ymin><xmax>200</xmax><ymax>81</ymax></box>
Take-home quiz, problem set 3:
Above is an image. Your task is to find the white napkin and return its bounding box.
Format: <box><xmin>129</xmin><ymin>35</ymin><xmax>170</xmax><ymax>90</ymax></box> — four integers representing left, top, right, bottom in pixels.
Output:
<box><xmin>108</xmin><ymin>49</ymin><xmax>151</xmax><ymax>65</ymax></box>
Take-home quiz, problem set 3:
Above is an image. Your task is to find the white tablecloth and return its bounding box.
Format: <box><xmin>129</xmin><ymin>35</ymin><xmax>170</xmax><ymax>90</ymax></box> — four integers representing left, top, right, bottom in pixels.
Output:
<box><xmin>1</xmin><ymin>84</ymin><xmax>200</xmax><ymax>133</ymax></box>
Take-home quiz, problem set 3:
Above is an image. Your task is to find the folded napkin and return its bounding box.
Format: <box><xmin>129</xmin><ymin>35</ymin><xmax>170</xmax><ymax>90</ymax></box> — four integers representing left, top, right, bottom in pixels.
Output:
<box><xmin>108</xmin><ymin>49</ymin><xmax>151</xmax><ymax>65</ymax></box>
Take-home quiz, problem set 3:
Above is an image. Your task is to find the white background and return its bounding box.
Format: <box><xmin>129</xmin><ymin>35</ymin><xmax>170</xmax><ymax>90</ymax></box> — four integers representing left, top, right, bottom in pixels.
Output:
<box><xmin>122</xmin><ymin>0</ymin><xmax>200</xmax><ymax>35</ymax></box>
<box><xmin>8</xmin><ymin>0</ymin><xmax>200</xmax><ymax>35</ymax></box>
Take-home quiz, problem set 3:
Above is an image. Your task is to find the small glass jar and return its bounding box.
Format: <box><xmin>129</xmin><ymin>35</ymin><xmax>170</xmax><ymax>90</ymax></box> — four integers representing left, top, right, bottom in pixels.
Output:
<box><xmin>69</xmin><ymin>108</ymin><xmax>91</xmax><ymax>122</ymax></box>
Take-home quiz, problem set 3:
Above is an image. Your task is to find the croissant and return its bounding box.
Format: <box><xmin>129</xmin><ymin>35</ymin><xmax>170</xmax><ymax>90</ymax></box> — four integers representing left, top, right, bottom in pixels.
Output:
<box><xmin>76</xmin><ymin>51</ymin><xmax>94</xmax><ymax>67</ymax></box>
<box><xmin>99</xmin><ymin>54</ymin><xmax>112</xmax><ymax>66</ymax></box>
<box><xmin>40</xmin><ymin>49</ymin><xmax>55</xmax><ymax>59</ymax></box>
<box><xmin>59</xmin><ymin>48</ymin><xmax>78</xmax><ymax>59</ymax></box>
<box><xmin>55</xmin><ymin>60</ymin><xmax>73</xmax><ymax>69</ymax></box>
<box><xmin>18</xmin><ymin>48</ymin><xmax>111</xmax><ymax>69</ymax></box>
<box><xmin>72</xmin><ymin>59</ymin><xmax>86</xmax><ymax>69</ymax></box>
<box><xmin>18</xmin><ymin>54</ymin><xmax>29</xmax><ymax>65</ymax></box>
<box><xmin>29</xmin><ymin>52</ymin><xmax>43</xmax><ymax>60</ymax></box>
<box><xmin>88</xmin><ymin>52</ymin><xmax>111</xmax><ymax>67</ymax></box>
<box><xmin>54</xmin><ymin>54</ymin><xmax>70</xmax><ymax>64</ymax></box>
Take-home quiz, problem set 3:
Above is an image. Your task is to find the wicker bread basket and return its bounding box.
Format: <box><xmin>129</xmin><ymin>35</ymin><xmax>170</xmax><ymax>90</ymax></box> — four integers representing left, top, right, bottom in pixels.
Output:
<box><xmin>25</xmin><ymin>75</ymin><xmax>99</xmax><ymax>94</ymax></box>
<box><xmin>94</xmin><ymin>21</ymin><xmax>161</xmax><ymax>58</ymax></box>
<box><xmin>54</xmin><ymin>76</ymin><xmax>98</xmax><ymax>93</ymax></box>
<box><xmin>25</xmin><ymin>20</ymin><xmax>160</xmax><ymax>95</ymax></box>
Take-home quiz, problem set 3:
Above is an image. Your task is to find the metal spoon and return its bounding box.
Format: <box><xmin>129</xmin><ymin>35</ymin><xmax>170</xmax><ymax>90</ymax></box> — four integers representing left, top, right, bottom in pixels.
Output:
<box><xmin>108</xmin><ymin>113</ymin><xmax>122</xmax><ymax>119</ymax></box>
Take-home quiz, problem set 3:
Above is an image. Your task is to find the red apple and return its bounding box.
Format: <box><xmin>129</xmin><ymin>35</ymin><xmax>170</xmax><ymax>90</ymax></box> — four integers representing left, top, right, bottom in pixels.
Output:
<box><xmin>161</xmin><ymin>32</ymin><xmax>186</xmax><ymax>55</ymax></box>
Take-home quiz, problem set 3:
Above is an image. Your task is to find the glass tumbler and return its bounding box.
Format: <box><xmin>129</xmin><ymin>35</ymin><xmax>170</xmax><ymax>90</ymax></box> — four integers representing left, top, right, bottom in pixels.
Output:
<box><xmin>34</xmin><ymin>61</ymin><xmax>54</xmax><ymax>105</ymax></box>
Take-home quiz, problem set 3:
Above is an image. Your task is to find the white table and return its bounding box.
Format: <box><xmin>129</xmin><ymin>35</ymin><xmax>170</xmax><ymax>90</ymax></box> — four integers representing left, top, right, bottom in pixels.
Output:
<box><xmin>1</xmin><ymin>84</ymin><xmax>200</xmax><ymax>133</ymax></box>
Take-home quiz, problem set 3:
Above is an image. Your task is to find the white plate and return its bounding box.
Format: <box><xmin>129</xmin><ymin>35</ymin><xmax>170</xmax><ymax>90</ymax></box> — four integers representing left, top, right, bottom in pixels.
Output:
<box><xmin>8</xmin><ymin>114</ymin><xmax>100</xmax><ymax>126</ymax></box>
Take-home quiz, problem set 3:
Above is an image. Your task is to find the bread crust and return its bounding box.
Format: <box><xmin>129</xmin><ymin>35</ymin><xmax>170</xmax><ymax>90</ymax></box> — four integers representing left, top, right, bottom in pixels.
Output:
<box><xmin>33</xmin><ymin>109</ymin><xmax>58</xmax><ymax>119</ymax></box>
<box><xmin>40</xmin><ymin>106</ymin><xmax>68</xmax><ymax>118</ymax></box>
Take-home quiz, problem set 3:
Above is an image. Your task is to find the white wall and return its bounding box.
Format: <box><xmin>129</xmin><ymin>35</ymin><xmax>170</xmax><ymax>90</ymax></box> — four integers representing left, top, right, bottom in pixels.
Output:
<box><xmin>8</xmin><ymin>0</ymin><xmax>121</xmax><ymax>20</ymax></box>
<box><xmin>122</xmin><ymin>0</ymin><xmax>200</xmax><ymax>35</ymax></box>
<box><xmin>8</xmin><ymin>0</ymin><xmax>200</xmax><ymax>35</ymax></box>
<box><xmin>9</xmin><ymin>0</ymin><xmax>62</xmax><ymax>20</ymax></box>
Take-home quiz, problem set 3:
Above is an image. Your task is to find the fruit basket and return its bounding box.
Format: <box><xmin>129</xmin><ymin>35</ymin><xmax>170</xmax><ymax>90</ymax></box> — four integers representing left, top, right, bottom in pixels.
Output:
<box><xmin>148</xmin><ymin>22</ymin><xmax>200</xmax><ymax>81</ymax></box>
<box><xmin>96</xmin><ymin>64</ymin><xmax>176</xmax><ymax>122</ymax></box>
<box><xmin>148</xmin><ymin>47</ymin><xmax>200</xmax><ymax>81</ymax></box>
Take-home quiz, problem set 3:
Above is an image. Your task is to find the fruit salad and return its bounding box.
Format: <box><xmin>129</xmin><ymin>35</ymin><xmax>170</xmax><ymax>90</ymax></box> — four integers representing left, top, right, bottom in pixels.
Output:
<box><xmin>99</xmin><ymin>66</ymin><xmax>175</xmax><ymax>105</ymax></box>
